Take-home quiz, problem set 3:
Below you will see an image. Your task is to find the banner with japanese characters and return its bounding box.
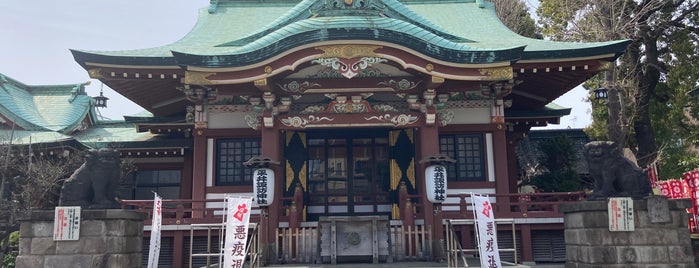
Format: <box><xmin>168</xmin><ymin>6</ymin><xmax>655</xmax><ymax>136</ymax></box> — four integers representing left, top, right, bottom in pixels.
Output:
<box><xmin>647</xmin><ymin>163</ymin><xmax>660</xmax><ymax>195</ymax></box>
<box><xmin>147</xmin><ymin>193</ymin><xmax>162</xmax><ymax>268</ymax></box>
<box><xmin>472</xmin><ymin>194</ymin><xmax>502</xmax><ymax>268</ymax></box>
<box><xmin>224</xmin><ymin>196</ymin><xmax>253</xmax><ymax>268</ymax></box>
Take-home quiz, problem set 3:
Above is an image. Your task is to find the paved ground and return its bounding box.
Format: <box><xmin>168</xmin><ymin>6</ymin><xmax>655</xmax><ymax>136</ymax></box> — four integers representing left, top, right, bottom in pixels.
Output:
<box><xmin>265</xmin><ymin>258</ymin><xmax>565</xmax><ymax>268</ymax></box>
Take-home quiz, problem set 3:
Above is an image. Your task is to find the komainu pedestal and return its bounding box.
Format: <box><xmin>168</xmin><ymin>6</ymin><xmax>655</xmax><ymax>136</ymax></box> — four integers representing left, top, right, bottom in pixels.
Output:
<box><xmin>15</xmin><ymin>210</ymin><xmax>146</xmax><ymax>268</ymax></box>
<box><xmin>560</xmin><ymin>197</ymin><xmax>695</xmax><ymax>267</ymax></box>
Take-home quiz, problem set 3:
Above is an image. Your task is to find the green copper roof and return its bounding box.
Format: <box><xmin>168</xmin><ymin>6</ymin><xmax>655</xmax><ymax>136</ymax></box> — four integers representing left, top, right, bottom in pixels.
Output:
<box><xmin>0</xmin><ymin>74</ymin><xmax>94</xmax><ymax>134</ymax></box>
<box><xmin>72</xmin><ymin>123</ymin><xmax>155</xmax><ymax>146</ymax></box>
<box><xmin>407</xmin><ymin>0</ymin><xmax>629</xmax><ymax>59</ymax></box>
<box><xmin>505</xmin><ymin>103</ymin><xmax>571</xmax><ymax>118</ymax></box>
<box><xmin>72</xmin><ymin>0</ymin><xmax>629</xmax><ymax>68</ymax></box>
<box><xmin>173</xmin><ymin>16</ymin><xmax>525</xmax><ymax>67</ymax></box>
<box><xmin>0</xmin><ymin>130</ymin><xmax>74</xmax><ymax>146</ymax></box>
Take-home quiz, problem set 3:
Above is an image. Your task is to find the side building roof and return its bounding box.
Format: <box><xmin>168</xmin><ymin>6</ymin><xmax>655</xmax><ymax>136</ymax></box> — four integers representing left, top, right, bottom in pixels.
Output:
<box><xmin>0</xmin><ymin>74</ymin><xmax>190</xmax><ymax>157</ymax></box>
<box><xmin>0</xmin><ymin>74</ymin><xmax>95</xmax><ymax>134</ymax></box>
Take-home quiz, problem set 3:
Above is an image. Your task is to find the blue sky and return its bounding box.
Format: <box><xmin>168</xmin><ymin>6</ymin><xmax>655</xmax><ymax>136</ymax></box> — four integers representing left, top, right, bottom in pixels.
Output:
<box><xmin>0</xmin><ymin>0</ymin><xmax>591</xmax><ymax>129</ymax></box>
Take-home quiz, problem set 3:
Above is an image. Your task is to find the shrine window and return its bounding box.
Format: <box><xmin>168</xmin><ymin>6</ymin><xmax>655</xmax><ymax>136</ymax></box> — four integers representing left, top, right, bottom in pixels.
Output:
<box><xmin>117</xmin><ymin>169</ymin><xmax>182</xmax><ymax>200</ymax></box>
<box><xmin>439</xmin><ymin>134</ymin><xmax>485</xmax><ymax>181</ymax></box>
<box><xmin>216</xmin><ymin>138</ymin><xmax>261</xmax><ymax>185</ymax></box>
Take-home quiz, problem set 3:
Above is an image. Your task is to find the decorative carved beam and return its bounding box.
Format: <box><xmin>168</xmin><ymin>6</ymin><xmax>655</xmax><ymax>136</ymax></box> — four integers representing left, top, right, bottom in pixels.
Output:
<box><xmin>254</xmin><ymin>78</ymin><xmax>273</xmax><ymax>92</ymax></box>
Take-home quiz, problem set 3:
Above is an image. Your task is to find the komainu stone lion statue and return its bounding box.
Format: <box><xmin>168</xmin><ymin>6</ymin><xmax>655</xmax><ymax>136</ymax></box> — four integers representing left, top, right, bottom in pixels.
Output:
<box><xmin>59</xmin><ymin>148</ymin><xmax>121</xmax><ymax>209</ymax></box>
<box><xmin>584</xmin><ymin>141</ymin><xmax>652</xmax><ymax>200</ymax></box>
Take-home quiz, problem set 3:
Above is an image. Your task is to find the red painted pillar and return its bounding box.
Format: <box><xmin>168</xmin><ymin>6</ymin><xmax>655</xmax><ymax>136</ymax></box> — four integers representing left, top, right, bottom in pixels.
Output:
<box><xmin>399</xmin><ymin>182</ymin><xmax>414</xmax><ymax>227</ymax></box>
<box><xmin>418</xmin><ymin>124</ymin><xmax>441</xmax><ymax>260</ymax></box>
<box><xmin>520</xmin><ymin>224</ymin><xmax>533</xmax><ymax>263</ymax></box>
<box><xmin>191</xmin><ymin>129</ymin><xmax>208</xmax><ymax>218</ymax></box>
<box><xmin>173</xmin><ymin>231</ymin><xmax>184</xmax><ymax>268</ymax></box>
<box><xmin>260</xmin><ymin>127</ymin><xmax>281</xmax><ymax>264</ymax></box>
<box><xmin>492</xmin><ymin>126</ymin><xmax>511</xmax><ymax>214</ymax></box>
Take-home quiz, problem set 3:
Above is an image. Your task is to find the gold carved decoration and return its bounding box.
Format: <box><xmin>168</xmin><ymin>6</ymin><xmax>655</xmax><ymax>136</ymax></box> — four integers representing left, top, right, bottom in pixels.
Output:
<box><xmin>426</xmin><ymin>64</ymin><xmax>434</xmax><ymax>72</ymax></box>
<box><xmin>431</xmin><ymin>76</ymin><xmax>444</xmax><ymax>84</ymax></box>
<box><xmin>299</xmin><ymin>162</ymin><xmax>307</xmax><ymax>191</ymax></box>
<box><xmin>315</xmin><ymin>45</ymin><xmax>382</xmax><ymax>59</ymax></box>
<box><xmin>87</xmin><ymin>68</ymin><xmax>104</xmax><ymax>79</ymax></box>
<box><xmin>185</xmin><ymin>71</ymin><xmax>217</xmax><ymax>85</ymax></box>
<box><xmin>597</xmin><ymin>61</ymin><xmax>612</xmax><ymax>71</ymax></box>
<box><xmin>254</xmin><ymin>79</ymin><xmax>268</xmax><ymax>87</ymax></box>
<box><xmin>286</xmin><ymin>160</ymin><xmax>294</xmax><ymax>191</ymax></box>
<box><xmin>390</xmin><ymin>159</ymin><xmax>402</xmax><ymax>191</ymax></box>
<box><xmin>407</xmin><ymin>159</ymin><xmax>415</xmax><ymax>188</ymax></box>
<box><xmin>478</xmin><ymin>66</ymin><xmax>514</xmax><ymax>80</ymax></box>
<box><xmin>264</xmin><ymin>66</ymin><xmax>273</xmax><ymax>74</ymax></box>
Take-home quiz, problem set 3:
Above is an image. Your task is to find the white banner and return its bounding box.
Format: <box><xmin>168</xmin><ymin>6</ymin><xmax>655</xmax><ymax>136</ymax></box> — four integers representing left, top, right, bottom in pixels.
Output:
<box><xmin>472</xmin><ymin>195</ymin><xmax>502</xmax><ymax>268</ymax></box>
<box><xmin>147</xmin><ymin>193</ymin><xmax>162</xmax><ymax>268</ymax></box>
<box><xmin>224</xmin><ymin>196</ymin><xmax>253</xmax><ymax>268</ymax></box>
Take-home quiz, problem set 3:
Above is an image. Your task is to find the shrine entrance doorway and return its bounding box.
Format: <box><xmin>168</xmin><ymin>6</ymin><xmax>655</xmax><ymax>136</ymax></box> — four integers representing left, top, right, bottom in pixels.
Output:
<box><xmin>305</xmin><ymin>130</ymin><xmax>392</xmax><ymax>221</ymax></box>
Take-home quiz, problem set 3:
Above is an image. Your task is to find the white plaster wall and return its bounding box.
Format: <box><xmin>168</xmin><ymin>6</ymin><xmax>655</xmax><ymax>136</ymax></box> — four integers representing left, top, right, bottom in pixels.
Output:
<box><xmin>208</xmin><ymin>112</ymin><xmax>252</xmax><ymax>129</ymax></box>
<box><xmin>448</xmin><ymin>107</ymin><xmax>491</xmax><ymax>124</ymax></box>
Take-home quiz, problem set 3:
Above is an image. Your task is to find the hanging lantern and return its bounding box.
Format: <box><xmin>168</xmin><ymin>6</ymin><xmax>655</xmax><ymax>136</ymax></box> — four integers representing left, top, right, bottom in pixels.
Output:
<box><xmin>252</xmin><ymin>168</ymin><xmax>275</xmax><ymax>206</ymax></box>
<box><xmin>425</xmin><ymin>165</ymin><xmax>447</xmax><ymax>203</ymax></box>
<box><xmin>93</xmin><ymin>92</ymin><xmax>109</xmax><ymax>108</ymax></box>
<box><xmin>594</xmin><ymin>86</ymin><xmax>608</xmax><ymax>100</ymax></box>
<box><xmin>93</xmin><ymin>83</ymin><xmax>109</xmax><ymax>108</ymax></box>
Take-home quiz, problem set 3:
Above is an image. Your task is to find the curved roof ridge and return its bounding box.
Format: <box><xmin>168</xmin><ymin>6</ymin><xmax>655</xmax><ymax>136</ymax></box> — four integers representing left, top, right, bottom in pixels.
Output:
<box><xmin>172</xmin><ymin>16</ymin><xmax>525</xmax><ymax>67</ymax></box>
<box><xmin>218</xmin><ymin>0</ymin><xmax>473</xmax><ymax>48</ymax></box>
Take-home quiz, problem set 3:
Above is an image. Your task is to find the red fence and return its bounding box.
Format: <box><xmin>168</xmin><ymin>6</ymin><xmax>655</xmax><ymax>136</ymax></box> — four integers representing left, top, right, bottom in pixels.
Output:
<box><xmin>120</xmin><ymin>191</ymin><xmax>585</xmax><ymax>225</ymax></box>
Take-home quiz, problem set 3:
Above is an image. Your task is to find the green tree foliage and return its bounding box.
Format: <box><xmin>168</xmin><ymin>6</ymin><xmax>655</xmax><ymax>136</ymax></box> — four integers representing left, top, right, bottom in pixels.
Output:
<box><xmin>651</xmin><ymin>26</ymin><xmax>699</xmax><ymax>179</ymax></box>
<box><xmin>537</xmin><ymin>0</ymin><xmax>699</xmax><ymax>172</ymax></box>
<box><xmin>1</xmin><ymin>231</ymin><xmax>17</xmax><ymax>268</ymax></box>
<box><xmin>491</xmin><ymin>0</ymin><xmax>542</xmax><ymax>39</ymax></box>
<box><xmin>532</xmin><ymin>136</ymin><xmax>581</xmax><ymax>192</ymax></box>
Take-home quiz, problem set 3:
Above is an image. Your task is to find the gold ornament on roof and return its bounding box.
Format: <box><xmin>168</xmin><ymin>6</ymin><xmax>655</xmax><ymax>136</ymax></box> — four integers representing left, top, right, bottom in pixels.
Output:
<box><xmin>597</xmin><ymin>61</ymin><xmax>612</xmax><ymax>71</ymax></box>
<box><xmin>315</xmin><ymin>45</ymin><xmax>381</xmax><ymax>59</ymax></box>
<box><xmin>478</xmin><ymin>66</ymin><xmax>513</xmax><ymax>80</ymax></box>
<box><xmin>185</xmin><ymin>71</ymin><xmax>216</xmax><ymax>85</ymax></box>
<box><xmin>87</xmin><ymin>68</ymin><xmax>104</xmax><ymax>79</ymax></box>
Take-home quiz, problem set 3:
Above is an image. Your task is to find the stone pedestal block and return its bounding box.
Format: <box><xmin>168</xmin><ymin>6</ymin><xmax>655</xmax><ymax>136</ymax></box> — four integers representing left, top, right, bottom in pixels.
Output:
<box><xmin>560</xmin><ymin>197</ymin><xmax>695</xmax><ymax>267</ymax></box>
<box><xmin>15</xmin><ymin>209</ymin><xmax>146</xmax><ymax>268</ymax></box>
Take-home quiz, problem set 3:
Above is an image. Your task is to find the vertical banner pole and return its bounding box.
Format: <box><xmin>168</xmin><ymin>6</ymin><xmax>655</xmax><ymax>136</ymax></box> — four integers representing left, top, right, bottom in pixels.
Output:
<box><xmin>147</xmin><ymin>192</ymin><xmax>162</xmax><ymax>268</ymax></box>
<box><xmin>472</xmin><ymin>194</ymin><xmax>502</xmax><ymax>268</ymax></box>
<box><xmin>223</xmin><ymin>196</ymin><xmax>253</xmax><ymax>268</ymax></box>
